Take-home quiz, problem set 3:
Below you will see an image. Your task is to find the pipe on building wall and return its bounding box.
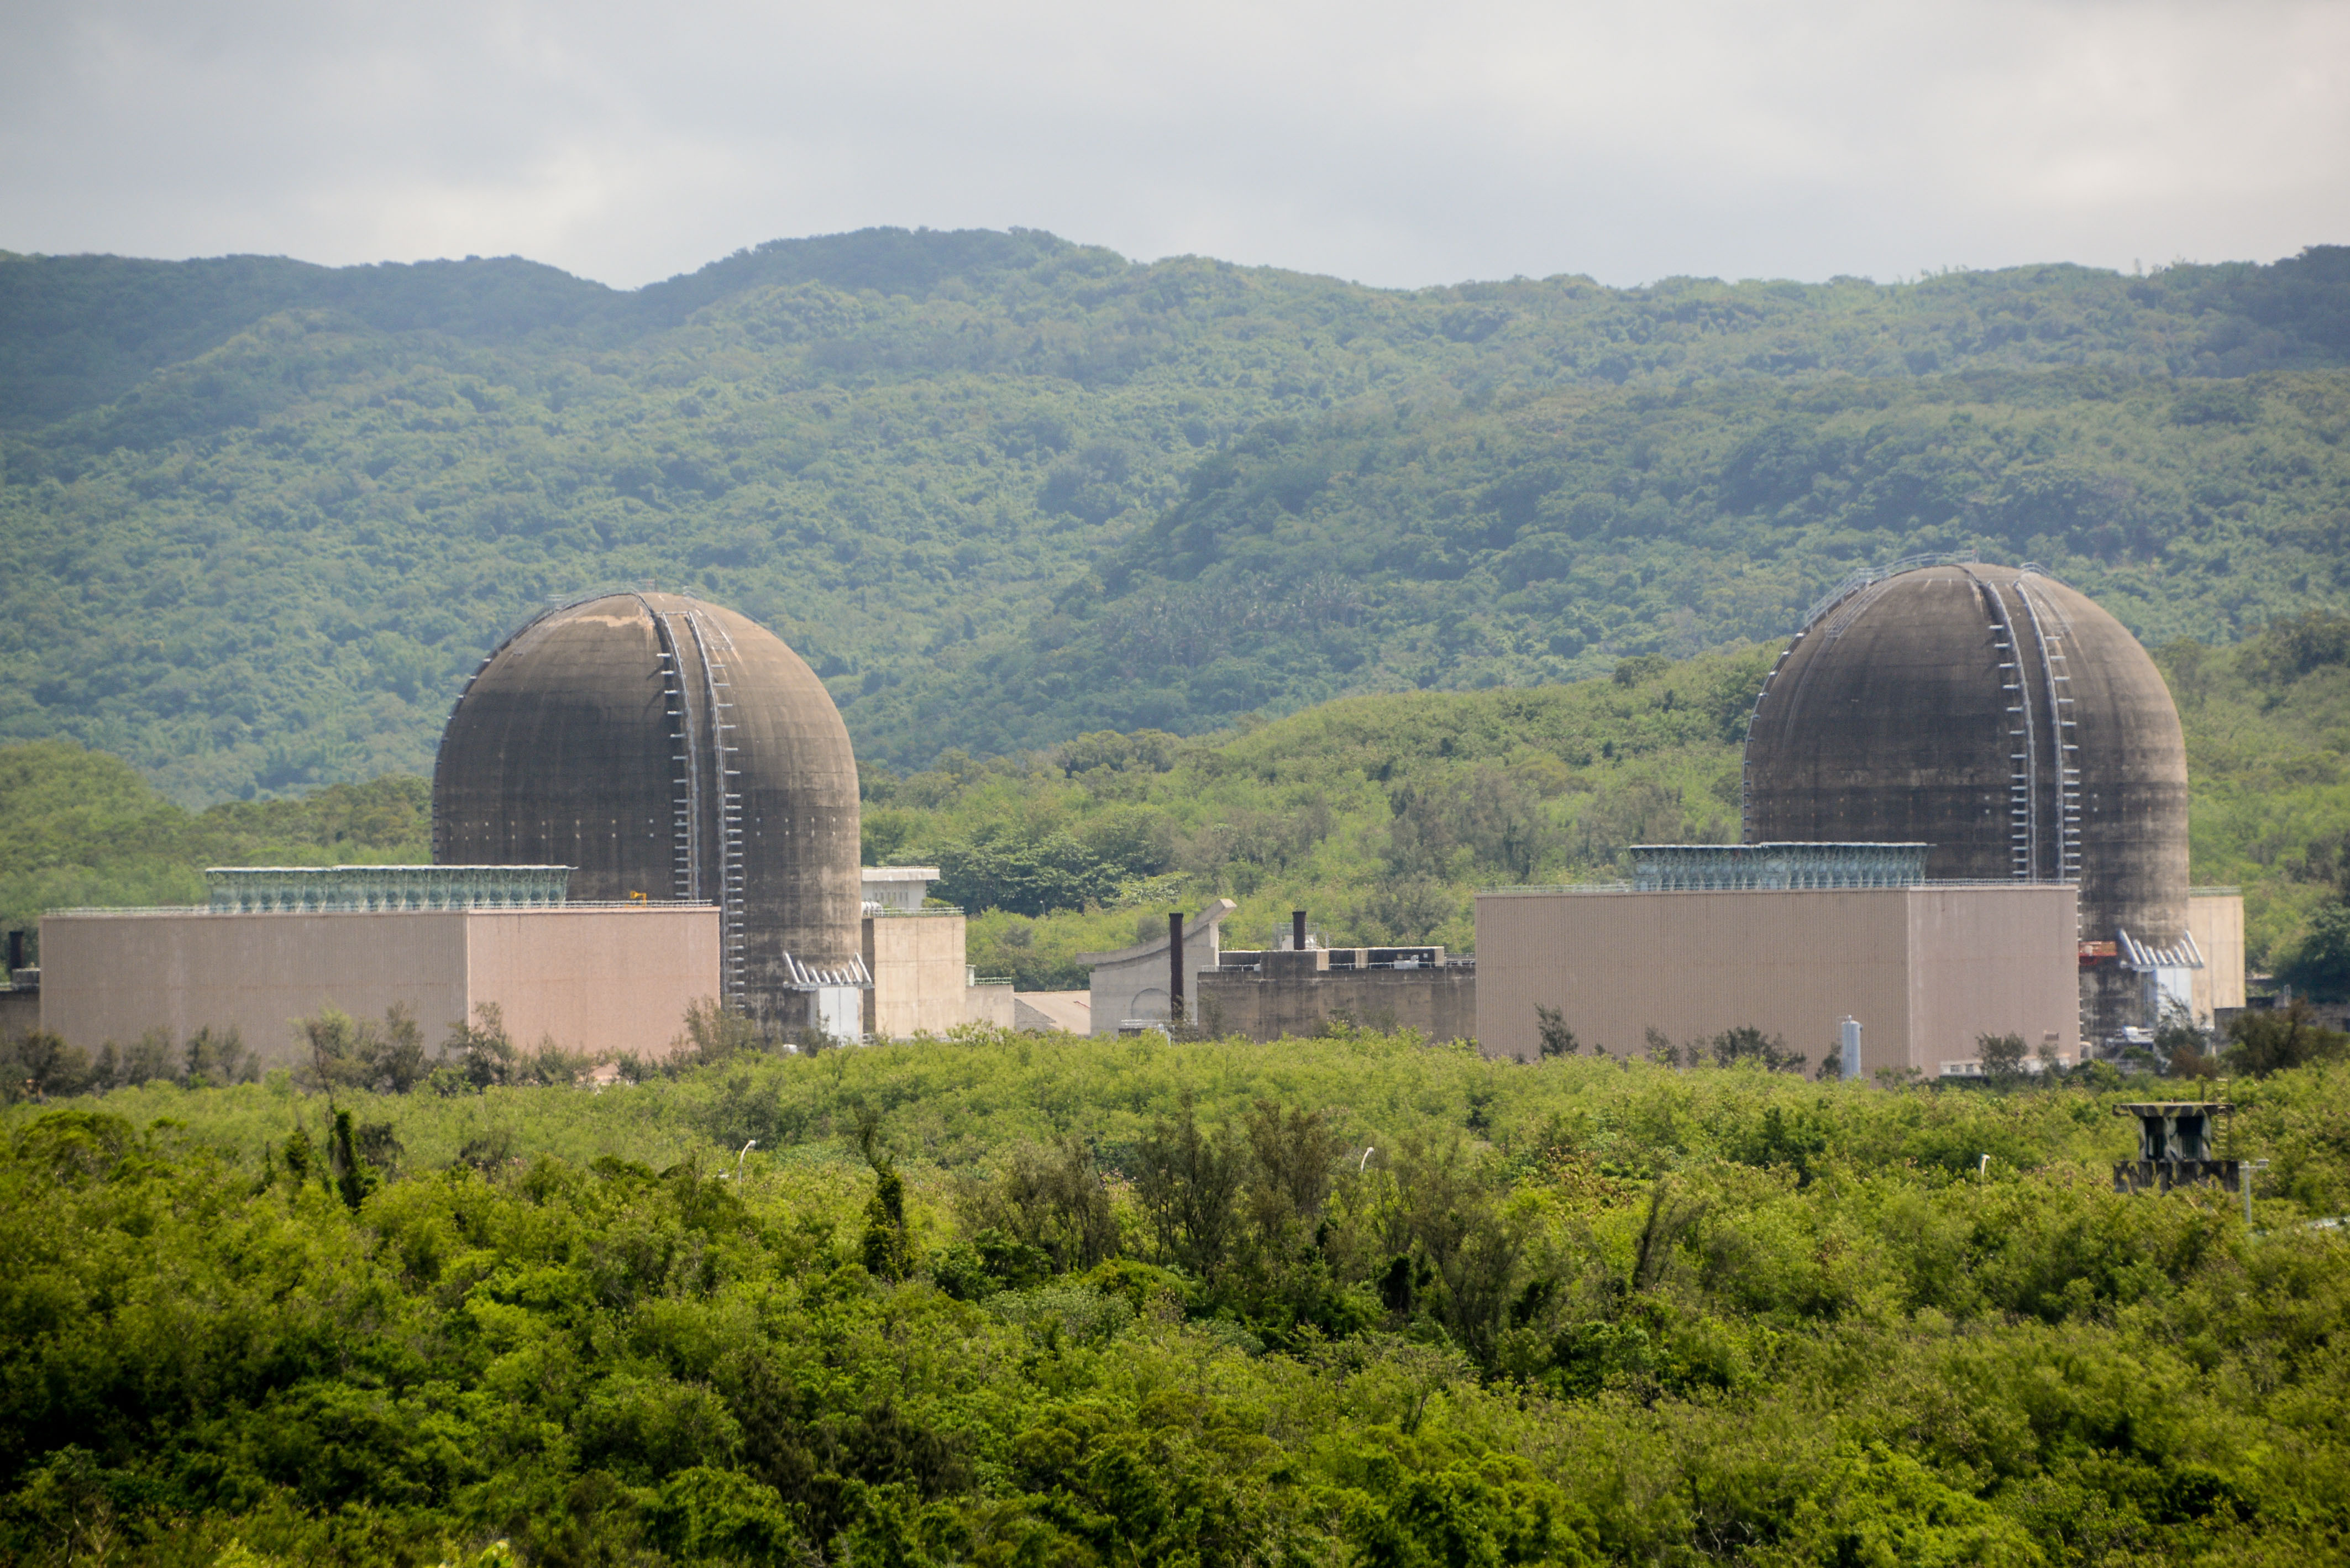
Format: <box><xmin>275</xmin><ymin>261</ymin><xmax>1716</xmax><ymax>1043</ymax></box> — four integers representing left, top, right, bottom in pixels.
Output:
<box><xmin>1169</xmin><ymin>912</ymin><xmax>1186</xmax><ymax>1026</ymax></box>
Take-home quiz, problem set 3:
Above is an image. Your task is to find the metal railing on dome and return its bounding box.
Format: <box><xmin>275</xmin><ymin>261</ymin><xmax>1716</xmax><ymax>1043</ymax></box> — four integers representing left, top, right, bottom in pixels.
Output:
<box><xmin>1796</xmin><ymin>548</ymin><xmax>1984</xmax><ymax>633</ymax></box>
<box><xmin>1792</xmin><ymin>552</ymin><xmax>2072</xmax><ymax>637</ymax></box>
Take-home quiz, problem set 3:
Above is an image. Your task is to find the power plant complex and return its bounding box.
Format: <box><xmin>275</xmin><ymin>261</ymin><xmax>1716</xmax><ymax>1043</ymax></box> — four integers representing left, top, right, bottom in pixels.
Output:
<box><xmin>432</xmin><ymin>591</ymin><xmax>865</xmax><ymax>1033</ymax></box>
<box><xmin>1483</xmin><ymin>558</ymin><xmax>2236</xmax><ymax>1069</ymax></box>
<box><xmin>1739</xmin><ymin>559</ymin><xmax>2201</xmax><ymax>1045</ymax></box>
<box><xmin>22</xmin><ymin>558</ymin><xmax>2242</xmax><ymax>1074</ymax></box>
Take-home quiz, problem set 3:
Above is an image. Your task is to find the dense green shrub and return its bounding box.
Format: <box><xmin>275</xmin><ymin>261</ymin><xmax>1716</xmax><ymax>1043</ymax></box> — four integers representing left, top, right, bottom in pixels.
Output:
<box><xmin>4</xmin><ymin>1034</ymin><xmax>2347</xmax><ymax>1563</ymax></box>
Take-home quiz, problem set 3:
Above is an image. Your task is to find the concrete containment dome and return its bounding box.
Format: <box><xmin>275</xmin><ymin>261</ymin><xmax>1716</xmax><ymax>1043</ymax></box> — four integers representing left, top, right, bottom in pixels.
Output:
<box><xmin>1741</xmin><ymin>560</ymin><xmax>2188</xmax><ymax>1041</ymax></box>
<box><xmin>432</xmin><ymin>592</ymin><xmax>859</xmax><ymax>1027</ymax></box>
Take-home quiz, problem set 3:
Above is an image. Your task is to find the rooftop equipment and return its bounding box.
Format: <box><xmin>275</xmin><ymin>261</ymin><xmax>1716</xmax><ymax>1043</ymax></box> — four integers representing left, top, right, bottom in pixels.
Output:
<box><xmin>1631</xmin><ymin>843</ymin><xmax>1929</xmax><ymax>891</ymax></box>
<box><xmin>205</xmin><ymin>866</ymin><xmax>571</xmax><ymax>913</ymax></box>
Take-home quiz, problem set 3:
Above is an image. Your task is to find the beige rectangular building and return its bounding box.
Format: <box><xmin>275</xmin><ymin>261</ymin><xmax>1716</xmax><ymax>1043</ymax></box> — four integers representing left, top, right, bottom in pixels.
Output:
<box><xmin>40</xmin><ymin>905</ymin><xmax>720</xmax><ymax>1064</ymax></box>
<box><xmin>1475</xmin><ymin>883</ymin><xmax>2080</xmax><ymax>1075</ymax></box>
<box><xmin>2187</xmin><ymin>889</ymin><xmax>2247</xmax><ymax>1020</ymax></box>
<box><xmin>863</xmin><ymin>910</ymin><xmax>971</xmax><ymax>1039</ymax></box>
<box><xmin>1198</xmin><ymin>947</ymin><xmax>1477</xmax><ymax>1042</ymax></box>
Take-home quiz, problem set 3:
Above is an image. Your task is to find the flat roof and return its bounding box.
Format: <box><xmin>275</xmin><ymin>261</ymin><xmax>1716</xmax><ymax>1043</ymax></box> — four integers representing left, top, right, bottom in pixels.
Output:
<box><xmin>1478</xmin><ymin>880</ymin><xmax>2064</xmax><ymax>896</ymax></box>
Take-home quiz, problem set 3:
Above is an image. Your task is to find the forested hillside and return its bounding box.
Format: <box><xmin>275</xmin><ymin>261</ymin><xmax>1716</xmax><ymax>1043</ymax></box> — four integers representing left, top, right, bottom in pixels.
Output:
<box><xmin>7</xmin><ymin>1035</ymin><xmax>2350</xmax><ymax>1565</ymax></box>
<box><xmin>2</xmin><ymin>233</ymin><xmax>2347</xmax><ymax>803</ymax></box>
<box><xmin>0</xmin><ymin>742</ymin><xmax>427</xmax><ymax>934</ymax></box>
<box><xmin>9</xmin><ymin>608</ymin><xmax>2345</xmax><ymax>988</ymax></box>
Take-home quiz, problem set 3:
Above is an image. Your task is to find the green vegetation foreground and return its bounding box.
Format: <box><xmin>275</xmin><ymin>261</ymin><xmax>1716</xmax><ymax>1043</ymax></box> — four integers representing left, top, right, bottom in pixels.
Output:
<box><xmin>6</xmin><ymin>1031</ymin><xmax>2349</xmax><ymax>1566</ymax></box>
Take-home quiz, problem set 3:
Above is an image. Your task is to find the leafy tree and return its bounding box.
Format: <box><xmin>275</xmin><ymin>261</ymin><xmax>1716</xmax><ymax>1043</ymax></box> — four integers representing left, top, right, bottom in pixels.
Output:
<box><xmin>954</xmin><ymin>1135</ymin><xmax>1118</xmax><ymax>1275</ymax></box>
<box><xmin>1713</xmin><ymin>1024</ymin><xmax>1806</xmax><ymax>1073</ymax></box>
<box><xmin>674</xmin><ymin>997</ymin><xmax>766</xmax><ymax>1067</ymax></box>
<box><xmin>2227</xmin><ymin>999</ymin><xmax>2350</xmax><ymax>1076</ymax></box>
<box><xmin>930</xmin><ymin>830</ymin><xmax>1135</xmax><ymax>917</ymax></box>
<box><xmin>858</xmin><ymin>1122</ymin><xmax>912</xmax><ymax>1281</ymax></box>
<box><xmin>328</xmin><ymin>1107</ymin><xmax>372</xmax><ymax>1212</ymax></box>
<box><xmin>1534</xmin><ymin>1005</ymin><xmax>1580</xmax><ymax>1058</ymax></box>
<box><xmin>1</xmin><ymin>1030</ymin><xmax>90</xmax><ymax>1100</ymax></box>
<box><xmin>180</xmin><ymin>1025</ymin><xmax>253</xmax><ymax>1088</ymax></box>
<box><xmin>1976</xmin><ymin>1031</ymin><xmax>2029</xmax><ymax>1078</ymax></box>
<box><xmin>2277</xmin><ymin>897</ymin><xmax>2350</xmax><ymax>1002</ymax></box>
<box><xmin>2157</xmin><ymin>1003</ymin><xmax>2220</xmax><ymax>1078</ymax></box>
<box><xmin>1134</xmin><ymin>1095</ymin><xmax>1244</xmax><ymax>1279</ymax></box>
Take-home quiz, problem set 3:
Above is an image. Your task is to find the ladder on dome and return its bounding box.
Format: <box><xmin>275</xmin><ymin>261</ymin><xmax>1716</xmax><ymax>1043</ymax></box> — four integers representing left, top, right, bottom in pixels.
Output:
<box><xmin>1978</xmin><ymin>578</ymin><xmax>2085</xmax><ymax>888</ymax></box>
<box><xmin>651</xmin><ymin>621</ymin><xmax>703</xmax><ymax>905</ymax></box>
<box><xmin>678</xmin><ymin>610</ymin><xmax>748</xmax><ymax>1013</ymax></box>
<box><xmin>2012</xmin><ymin>585</ymin><xmax>2083</xmax><ymax>883</ymax></box>
<box><xmin>1981</xmin><ymin>589</ymin><xmax>2039</xmax><ymax>882</ymax></box>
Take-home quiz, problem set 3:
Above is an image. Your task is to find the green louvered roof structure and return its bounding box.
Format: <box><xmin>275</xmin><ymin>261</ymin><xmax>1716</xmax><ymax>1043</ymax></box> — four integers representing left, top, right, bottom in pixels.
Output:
<box><xmin>204</xmin><ymin>866</ymin><xmax>571</xmax><ymax>913</ymax></box>
<box><xmin>1629</xmin><ymin>843</ymin><xmax>1930</xmax><ymax>891</ymax></box>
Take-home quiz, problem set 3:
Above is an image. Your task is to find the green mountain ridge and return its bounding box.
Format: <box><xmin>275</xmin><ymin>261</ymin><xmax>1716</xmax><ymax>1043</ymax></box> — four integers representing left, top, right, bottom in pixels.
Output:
<box><xmin>2</xmin><ymin>230</ymin><xmax>2347</xmax><ymax>804</ymax></box>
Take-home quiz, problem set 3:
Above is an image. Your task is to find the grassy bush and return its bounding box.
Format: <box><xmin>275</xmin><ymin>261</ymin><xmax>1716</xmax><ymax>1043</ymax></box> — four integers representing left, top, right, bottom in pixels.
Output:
<box><xmin>4</xmin><ymin>1030</ymin><xmax>2347</xmax><ymax>1564</ymax></box>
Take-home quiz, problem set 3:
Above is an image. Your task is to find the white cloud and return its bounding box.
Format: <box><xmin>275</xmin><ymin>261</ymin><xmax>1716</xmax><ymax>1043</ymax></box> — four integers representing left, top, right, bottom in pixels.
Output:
<box><xmin>1</xmin><ymin>0</ymin><xmax>2342</xmax><ymax>289</ymax></box>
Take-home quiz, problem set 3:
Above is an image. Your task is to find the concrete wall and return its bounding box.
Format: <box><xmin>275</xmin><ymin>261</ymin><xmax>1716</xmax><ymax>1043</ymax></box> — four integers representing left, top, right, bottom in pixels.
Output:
<box><xmin>966</xmin><ymin>980</ymin><xmax>1015</xmax><ymax>1029</ymax></box>
<box><xmin>2188</xmin><ymin>891</ymin><xmax>2247</xmax><ymax>1019</ymax></box>
<box><xmin>1014</xmin><ymin>992</ymin><xmax>1091</xmax><ymax>1032</ymax></box>
<box><xmin>1080</xmin><ymin>899</ymin><xmax>1234</xmax><ymax>1035</ymax></box>
<box><xmin>863</xmin><ymin>911</ymin><xmax>968</xmax><ymax>1039</ymax></box>
<box><xmin>1902</xmin><ymin>885</ymin><xmax>2083</xmax><ymax>1072</ymax></box>
<box><xmin>464</xmin><ymin>908</ymin><xmax>722</xmax><ymax>1056</ymax></box>
<box><xmin>1</xmin><ymin>987</ymin><xmax>40</xmax><ymax>1041</ymax></box>
<box><xmin>1197</xmin><ymin>950</ymin><xmax>1477</xmax><ymax>1041</ymax></box>
<box><xmin>39</xmin><ymin>906</ymin><xmax>717</xmax><ymax>1064</ymax></box>
<box><xmin>1473</xmin><ymin>885</ymin><xmax>2078</xmax><ymax>1074</ymax></box>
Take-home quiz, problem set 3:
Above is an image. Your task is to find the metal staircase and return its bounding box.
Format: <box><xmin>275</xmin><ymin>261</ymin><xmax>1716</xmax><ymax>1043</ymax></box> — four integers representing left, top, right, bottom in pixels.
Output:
<box><xmin>640</xmin><ymin>597</ymin><xmax>748</xmax><ymax>1013</ymax></box>
<box><xmin>1979</xmin><ymin>584</ymin><xmax>2039</xmax><ymax>881</ymax></box>
<box><xmin>2013</xmin><ymin>581</ymin><xmax>2083</xmax><ymax>883</ymax></box>
<box><xmin>676</xmin><ymin>608</ymin><xmax>748</xmax><ymax>1012</ymax></box>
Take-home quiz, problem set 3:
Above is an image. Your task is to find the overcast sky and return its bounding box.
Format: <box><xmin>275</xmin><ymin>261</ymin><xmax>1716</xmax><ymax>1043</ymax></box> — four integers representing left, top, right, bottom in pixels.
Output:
<box><xmin>3</xmin><ymin>0</ymin><xmax>2344</xmax><ymax>292</ymax></box>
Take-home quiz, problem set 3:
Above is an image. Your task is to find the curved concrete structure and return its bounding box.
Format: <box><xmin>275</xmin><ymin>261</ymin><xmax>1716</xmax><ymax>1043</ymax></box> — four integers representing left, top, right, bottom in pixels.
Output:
<box><xmin>433</xmin><ymin>592</ymin><xmax>860</xmax><ymax>1026</ymax></box>
<box><xmin>1742</xmin><ymin>562</ymin><xmax>2188</xmax><ymax>1040</ymax></box>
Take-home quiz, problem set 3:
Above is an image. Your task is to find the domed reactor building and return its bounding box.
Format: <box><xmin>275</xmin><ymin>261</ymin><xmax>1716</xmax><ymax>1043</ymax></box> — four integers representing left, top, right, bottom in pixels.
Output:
<box><xmin>432</xmin><ymin>592</ymin><xmax>863</xmax><ymax>1030</ymax></box>
<box><xmin>1741</xmin><ymin>560</ymin><xmax>2195</xmax><ymax>1043</ymax></box>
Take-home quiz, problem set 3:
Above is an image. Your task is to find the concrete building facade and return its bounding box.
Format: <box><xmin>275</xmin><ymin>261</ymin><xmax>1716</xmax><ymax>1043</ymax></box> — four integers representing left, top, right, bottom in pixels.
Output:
<box><xmin>863</xmin><ymin>910</ymin><xmax>968</xmax><ymax>1039</ymax></box>
<box><xmin>1198</xmin><ymin>944</ymin><xmax>1476</xmax><ymax>1042</ymax></box>
<box><xmin>966</xmin><ymin>974</ymin><xmax>1016</xmax><ymax>1029</ymax></box>
<box><xmin>1475</xmin><ymin>882</ymin><xmax>2080</xmax><ymax>1074</ymax></box>
<box><xmin>1077</xmin><ymin>900</ymin><xmax>1236</xmax><ymax>1035</ymax></box>
<box><xmin>856</xmin><ymin>867</ymin><xmax>1015</xmax><ymax>1040</ymax></box>
<box><xmin>1013</xmin><ymin>992</ymin><xmax>1092</xmax><ymax>1033</ymax></box>
<box><xmin>39</xmin><ymin>903</ymin><xmax>720</xmax><ymax>1064</ymax></box>
<box><xmin>2187</xmin><ymin>889</ymin><xmax>2247</xmax><ymax>1022</ymax></box>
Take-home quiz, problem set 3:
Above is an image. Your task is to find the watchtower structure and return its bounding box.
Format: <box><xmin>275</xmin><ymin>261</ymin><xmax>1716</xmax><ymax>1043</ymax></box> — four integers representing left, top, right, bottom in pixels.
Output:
<box><xmin>2112</xmin><ymin>1101</ymin><xmax>2238</xmax><ymax>1193</ymax></box>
